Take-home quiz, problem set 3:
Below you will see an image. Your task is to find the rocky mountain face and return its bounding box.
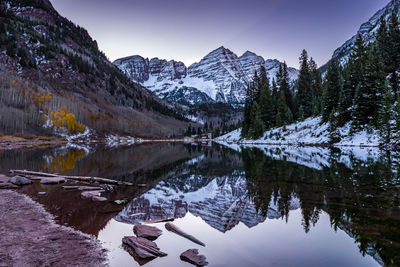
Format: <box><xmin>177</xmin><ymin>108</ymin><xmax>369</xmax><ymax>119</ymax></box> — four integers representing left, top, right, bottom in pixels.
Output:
<box><xmin>115</xmin><ymin>170</ymin><xmax>300</xmax><ymax>233</ymax></box>
<box><xmin>114</xmin><ymin>47</ymin><xmax>299</xmax><ymax>105</ymax></box>
<box><xmin>327</xmin><ymin>0</ymin><xmax>400</xmax><ymax>68</ymax></box>
<box><xmin>0</xmin><ymin>0</ymin><xmax>190</xmax><ymax>137</ymax></box>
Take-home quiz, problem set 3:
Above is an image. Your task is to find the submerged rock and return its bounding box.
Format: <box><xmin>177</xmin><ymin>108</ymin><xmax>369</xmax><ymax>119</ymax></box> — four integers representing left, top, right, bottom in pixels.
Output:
<box><xmin>40</xmin><ymin>177</ymin><xmax>66</xmax><ymax>184</ymax></box>
<box><xmin>10</xmin><ymin>176</ymin><xmax>32</xmax><ymax>186</ymax></box>
<box><xmin>134</xmin><ymin>225</ymin><xmax>162</xmax><ymax>241</ymax></box>
<box><xmin>180</xmin><ymin>249</ymin><xmax>208</xmax><ymax>266</ymax></box>
<box><xmin>122</xmin><ymin>236</ymin><xmax>167</xmax><ymax>259</ymax></box>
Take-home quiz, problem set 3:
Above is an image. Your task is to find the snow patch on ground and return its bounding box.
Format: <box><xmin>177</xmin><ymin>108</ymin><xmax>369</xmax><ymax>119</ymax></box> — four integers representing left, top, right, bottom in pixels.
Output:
<box><xmin>217</xmin><ymin>116</ymin><xmax>382</xmax><ymax>147</ymax></box>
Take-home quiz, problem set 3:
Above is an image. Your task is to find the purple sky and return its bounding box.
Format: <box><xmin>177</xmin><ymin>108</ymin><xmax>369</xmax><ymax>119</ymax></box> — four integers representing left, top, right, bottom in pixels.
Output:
<box><xmin>50</xmin><ymin>0</ymin><xmax>389</xmax><ymax>68</ymax></box>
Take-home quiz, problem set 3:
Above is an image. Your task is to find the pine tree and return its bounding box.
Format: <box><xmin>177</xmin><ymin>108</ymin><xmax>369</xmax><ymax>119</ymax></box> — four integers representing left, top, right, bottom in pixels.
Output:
<box><xmin>378</xmin><ymin>81</ymin><xmax>395</xmax><ymax>144</ymax></box>
<box><xmin>338</xmin><ymin>35</ymin><xmax>367</xmax><ymax>126</ymax></box>
<box><xmin>298</xmin><ymin>105</ymin><xmax>305</xmax><ymax>121</ymax></box>
<box><xmin>297</xmin><ymin>50</ymin><xmax>313</xmax><ymax>118</ymax></box>
<box><xmin>277</xmin><ymin>62</ymin><xmax>294</xmax><ymax>115</ymax></box>
<box><xmin>276</xmin><ymin>90</ymin><xmax>289</xmax><ymax>126</ymax></box>
<box><xmin>258</xmin><ymin>66</ymin><xmax>274</xmax><ymax>129</ymax></box>
<box><xmin>322</xmin><ymin>60</ymin><xmax>341</xmax><ymax>122</ymax></box>
<box><xmin>309</xmin><ymin>57</ymin><xmax>322</xmax><ymax>115</ymax></box>
<box><xmin>388</xmin><ymin>11</ymin><xmax>400</xmax><ymax>96</ymax></box>
<box><xmin>328</xmin><ymin>108</ymin><xmax>341</xmax><ymax>143</ymax></box>
<box><xmin>249</xmin><ymin>102</ymin><xmax>265</xmax><ymax>139</ymax></box>
<box><xmin>352</xmin><ymin>45</ymin><xmax>386</xmax><ymax>129</ymax></box>
<box><xmin>271</xmin><ymin>79</ymin><xmax>279</xmax><ymax>125</ymax></box>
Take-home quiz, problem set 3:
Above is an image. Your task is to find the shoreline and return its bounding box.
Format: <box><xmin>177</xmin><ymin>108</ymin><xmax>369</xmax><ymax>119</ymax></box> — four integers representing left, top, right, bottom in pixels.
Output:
<box><xmin>0</xmin><ymin>190</ymin><xmax>107</xmax><ymax>267</ymax></box>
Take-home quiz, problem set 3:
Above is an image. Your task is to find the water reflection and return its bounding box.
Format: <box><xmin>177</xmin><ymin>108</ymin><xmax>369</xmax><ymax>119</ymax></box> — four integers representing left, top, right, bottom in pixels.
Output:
<box><xmin>1</xmin><ymin>143</ymin><xmax>399</xmax><ymax>266</ymax></box>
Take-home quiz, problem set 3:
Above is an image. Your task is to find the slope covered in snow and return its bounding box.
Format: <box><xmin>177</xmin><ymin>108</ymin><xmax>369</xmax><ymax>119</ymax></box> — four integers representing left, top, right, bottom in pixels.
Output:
<box><xmin>217</xmin><ymin>116</ymin><xmax>381</xmax><ymax>147</ymax></box>
<box><xmin>114</xmin><ymin>47</ymin><xmax>299</xmax><ymax>105</ymax></box>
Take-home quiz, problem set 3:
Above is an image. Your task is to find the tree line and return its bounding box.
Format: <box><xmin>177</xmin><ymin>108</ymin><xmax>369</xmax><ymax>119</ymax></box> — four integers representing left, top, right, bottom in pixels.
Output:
<box><xmin>242</xmin><ymin>11</ymin><xmax>400</xmax><ymax>145</ymax></box>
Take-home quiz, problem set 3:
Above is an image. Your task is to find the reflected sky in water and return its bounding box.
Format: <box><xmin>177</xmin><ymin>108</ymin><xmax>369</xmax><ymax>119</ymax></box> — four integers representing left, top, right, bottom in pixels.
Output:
<box><xmin>1</xmin><ymin>143</ymin><xmax>398</xmax><ymax>266</ymax></box>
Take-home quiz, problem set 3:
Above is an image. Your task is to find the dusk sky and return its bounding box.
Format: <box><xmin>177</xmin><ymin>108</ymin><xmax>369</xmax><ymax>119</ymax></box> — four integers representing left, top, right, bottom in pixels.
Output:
<box><xmin>50</xmin><ymin>0</ymin><xmax>389</xmax><ymax>68</ymax></box>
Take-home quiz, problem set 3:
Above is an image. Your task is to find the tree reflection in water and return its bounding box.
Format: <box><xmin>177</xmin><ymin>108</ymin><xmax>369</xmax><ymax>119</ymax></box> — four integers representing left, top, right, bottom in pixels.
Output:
<box><xmin>242</xmin><ymin>147</ymin><xmax>400</xmax><ymax>266</ymax></box>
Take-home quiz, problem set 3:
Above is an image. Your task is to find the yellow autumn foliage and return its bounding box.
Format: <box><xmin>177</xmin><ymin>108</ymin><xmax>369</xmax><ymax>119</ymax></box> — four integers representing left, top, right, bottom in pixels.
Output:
<box><xmin>32</xmin><ymin>92</ymin><xmax>52</xmax><ymax>110</ymax></box>
<box><xmin>47</xmin><ymin>106</ymin><xmax>85</xmax><ymax>134</ymax></box>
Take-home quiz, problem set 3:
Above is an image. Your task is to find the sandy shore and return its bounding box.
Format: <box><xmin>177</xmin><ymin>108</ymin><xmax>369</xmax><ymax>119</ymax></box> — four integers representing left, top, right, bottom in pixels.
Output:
<box><xmin>0</xmin><ymin>190</ymin><xmax>107</xmax><ymax>267</ymax></box>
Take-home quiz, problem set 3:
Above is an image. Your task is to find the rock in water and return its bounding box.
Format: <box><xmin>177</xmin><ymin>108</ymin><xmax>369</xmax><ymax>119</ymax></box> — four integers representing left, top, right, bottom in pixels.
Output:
<box><xmin>134</xmin><ymin>225</ymin><xmax>162</xmax><ymax>241</ymax></box>
<box><xmin>165</xmin><ymin>222</ymin><xmax>205</xmax><ymax>246</ymax></box>
<box><xmin>81</xmin><ymin>191</ymin><xmax>107</xmax><ymax>202</ymax></box>
<box><xmin>40</xmin><ymin>177</ymin><xmax>66</xmax><ymax>184</ymax></box>
<box><xmin>9</xmin><ymin>176</ymin><xmax>32</xmax><ymax>186</ymax></box>
<box><xmin>180</xmin><ymin>249</ymin><xmax>208</xmax><ymax>266</ymax></box>
<box><xmin>122</xmin><ymin>236</ymin><xmax>167</xmax><ymax>259</ymax></box>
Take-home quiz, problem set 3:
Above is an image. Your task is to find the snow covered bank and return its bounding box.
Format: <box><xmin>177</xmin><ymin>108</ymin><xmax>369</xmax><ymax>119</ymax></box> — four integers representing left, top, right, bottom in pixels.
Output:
<box><xmin>217</xmin><ymin>116</ymin><xmax>382</xmax><ymax>147</ymax></box>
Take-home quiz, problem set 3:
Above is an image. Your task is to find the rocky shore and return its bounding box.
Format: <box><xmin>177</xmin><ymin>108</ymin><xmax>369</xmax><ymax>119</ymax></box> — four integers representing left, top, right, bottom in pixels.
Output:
<box><xmin>0</xmin><ymin>190</ymin><xmax>107</xmax><ymax>267</ymax></box>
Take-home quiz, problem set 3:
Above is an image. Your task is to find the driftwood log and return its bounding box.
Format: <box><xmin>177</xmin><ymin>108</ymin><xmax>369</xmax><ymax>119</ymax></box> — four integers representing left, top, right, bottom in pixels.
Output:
<box><xmin>10</xmin><ymin>170</ymin><xmax>133</xmax><ymax>186</ymax></box>
<box><xmin>165</xmin><ymin>223</ymin><xmax>205</xmax><ymax>247</ymax></box>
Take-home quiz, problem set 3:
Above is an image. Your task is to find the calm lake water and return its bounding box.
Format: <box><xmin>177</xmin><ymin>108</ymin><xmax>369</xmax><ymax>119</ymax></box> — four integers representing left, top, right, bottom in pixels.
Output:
<box><xmin>1</xmin><ymin>142</ymin><xmax>399</xmax><ymax>266</ymax></box>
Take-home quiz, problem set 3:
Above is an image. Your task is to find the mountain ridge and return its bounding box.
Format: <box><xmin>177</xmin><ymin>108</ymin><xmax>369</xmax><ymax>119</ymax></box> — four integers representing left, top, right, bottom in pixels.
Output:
<box><xmin>114</xmin><ymin>47</ymin><xmax>299</xmax><ymax>105</ymax></box>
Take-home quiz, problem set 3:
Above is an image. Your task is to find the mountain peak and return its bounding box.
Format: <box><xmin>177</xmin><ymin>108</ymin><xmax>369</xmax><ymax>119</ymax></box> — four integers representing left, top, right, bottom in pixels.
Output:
<box><xmin>240</xmin><ymin>51</ymin><xmax>259</xmax><ymax>58</ymax></box>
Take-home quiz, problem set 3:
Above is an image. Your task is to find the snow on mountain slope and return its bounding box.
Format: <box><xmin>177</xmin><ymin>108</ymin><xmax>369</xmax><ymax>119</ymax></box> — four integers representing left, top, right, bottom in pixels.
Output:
<box><xmin>114</xmin><ymin>47</ymin><xmax>299</xmax><ymax>105</ymax></box>
<box><xmin>329</xmin><ymin>0</ymin><xmax>400</xmax><ymax>67</ymax></box>
<box><xmin>115</xmin><ymin>173</ymin><xmax>300</xmax><ymax>232</ymax></box>
<box><xmin>217</xmin><ymin>116</ymin><xmax>381</xmax><ymax>147</ymax></box>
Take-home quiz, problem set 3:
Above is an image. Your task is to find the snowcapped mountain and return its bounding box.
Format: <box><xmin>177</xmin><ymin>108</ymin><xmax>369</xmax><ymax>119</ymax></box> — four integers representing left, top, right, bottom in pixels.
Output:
<box><xmin>329</xmin><ymin>0</ymin><xmax>400</xmax><ymax>67</ymax></box>
<box><xmin>114</xmin><ymin>47</ymin><xmax>299</xmax><ymax>105</ymax></box>
<box><xmin>115</xmin><ymin>172</ymin><xmax>300</xmax><ymax>233</ymax></box>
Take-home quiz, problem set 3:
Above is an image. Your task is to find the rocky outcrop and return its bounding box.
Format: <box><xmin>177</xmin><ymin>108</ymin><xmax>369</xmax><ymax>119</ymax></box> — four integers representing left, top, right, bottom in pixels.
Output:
<box><xmin>327</xmin><ymin>0</ymin><xmax>400</xmax><ymax>69</ymax></box>
<box><xmin>114</xmin><ymin>47</ymin><xmax>299</xmax><ymax>105</ymax></box>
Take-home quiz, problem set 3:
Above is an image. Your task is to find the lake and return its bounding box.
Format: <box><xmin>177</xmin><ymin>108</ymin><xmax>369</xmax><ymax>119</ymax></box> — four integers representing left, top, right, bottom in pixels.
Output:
<box><xmin>1</xmin><ymin>142</ymin><xmax>399</xmax><ymax>266</ymax></box>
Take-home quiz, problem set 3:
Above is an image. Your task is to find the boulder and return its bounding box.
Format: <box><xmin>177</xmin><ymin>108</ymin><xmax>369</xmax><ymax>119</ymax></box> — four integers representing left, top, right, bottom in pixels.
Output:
<box><xmin>122</xmin><ymin>236</ymin><xmax>167</xmax><ymax>259</ymax></box>
<box><xmin>134</xmin><ymin>225</ymin><xmax>162</xmax><ymax>241</ymax></box>
<box><xmin>40</xmin><ymin>177</ymin><xmax>66</xmax><ymax>184</ymax></box>
<box><xmin>180</xmin><ymin>249</ymin><xmax>208</xmax><ymax>266</ymax></box>
<box><xmin>9</xmin><ymin>176</ymin><xmax>32</xmax><ymax>186</ymax></box>
<box><xmin>0</xmin><ymin>183</ymin><xmax>18</xmax><ymax>189</ymax></box>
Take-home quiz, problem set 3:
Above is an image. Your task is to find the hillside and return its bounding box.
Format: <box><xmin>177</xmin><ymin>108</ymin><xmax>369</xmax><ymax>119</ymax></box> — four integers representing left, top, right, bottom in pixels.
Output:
<box><xmin>322</xmin><ymin>0</ymin><xmax>400</xmax><ymax>72</ymax></box>
<box><xmin>0</xmin><ymin>0</ymin><xmax>191</xmax><ymax>137</ymax></box>
<box><xmin>217</xmin><ymin>116</ymin><xmax>383</xmax><ymax>147</ymax></box>
<box><xmin>114</xmin><ymin>47</ymin><xmax>299</xmax><ymax>105</ymax></box>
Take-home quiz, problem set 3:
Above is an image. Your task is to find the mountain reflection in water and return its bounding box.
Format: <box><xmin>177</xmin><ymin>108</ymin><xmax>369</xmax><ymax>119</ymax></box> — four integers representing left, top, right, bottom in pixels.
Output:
<box><xmin>1</xmin><ymin>143</ymin><xmax>399</xmax><ymax>266</ymax></box>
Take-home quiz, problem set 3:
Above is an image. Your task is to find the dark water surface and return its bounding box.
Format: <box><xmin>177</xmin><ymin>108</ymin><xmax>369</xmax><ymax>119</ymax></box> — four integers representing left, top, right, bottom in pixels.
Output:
<box><xmin>1</xmin><ymin>143</ymin><xmax>399</xmax><ymax>266</ymax></box>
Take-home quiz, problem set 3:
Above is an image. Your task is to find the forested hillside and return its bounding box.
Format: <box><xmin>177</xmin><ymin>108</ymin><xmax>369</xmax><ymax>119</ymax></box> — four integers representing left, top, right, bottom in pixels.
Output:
<box><xmin>240</xmin><ymin>10</ymin><xmax>400</xmax><ymax>148</ymax></box>
<box><xmin>0</xmin><ymin>0</ymin><xmax>190</xmax><ymax>137</ymax></box>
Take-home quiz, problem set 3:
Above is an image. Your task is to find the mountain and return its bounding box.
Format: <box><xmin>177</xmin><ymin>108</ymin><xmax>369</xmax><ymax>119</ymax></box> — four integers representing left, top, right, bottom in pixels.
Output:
<box><xmin>327</xmin><ymin>0</ymin><xmax>400</xmax><ymax>68</ymax></box>
<box><xmin>114</xmin><ymin>47</ymin><xmax>299</xmax><ymax>105</ymax></box>
<box><xmin>0</xmin><ymin>0</ymin><xmax>190</xmax><ymax>137</ymax></box>
<box><xmin>115</xmin><ymin>173</ymin><xmax>300</xmax><ymax>233</ymax></box>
